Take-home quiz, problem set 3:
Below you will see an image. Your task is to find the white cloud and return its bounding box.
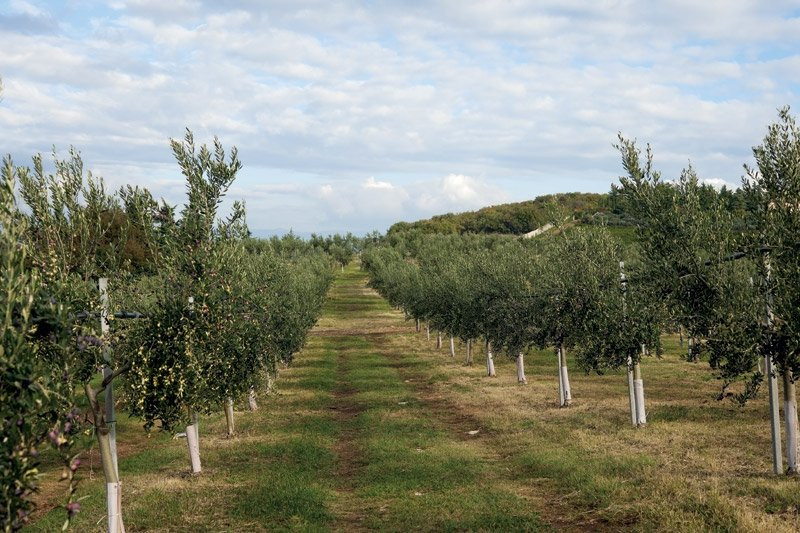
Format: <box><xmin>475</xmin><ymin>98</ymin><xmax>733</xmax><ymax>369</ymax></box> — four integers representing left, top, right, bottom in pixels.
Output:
<box><xmin>415</xmin><ymin>174</ymin><xmax>509</xmax><ymax>213</ymax></box>
<box><xmin>363</xmin><ymin>176</ymin><xmax>393</xmax><ymax>190</ymax></box>
<box><xmin>702</xmin><ymin>177</ymin><xmax>739</xmax><ymax>190</ymax></box>
<box><xmin>8</xmin><ymin>0</ymin><xmax>46</xmax><ymax>17</ymax></box>
<box><xmin>0</xmin><ymin>1</ymin><xmax>798</xmax><ymax>232</ymax></box>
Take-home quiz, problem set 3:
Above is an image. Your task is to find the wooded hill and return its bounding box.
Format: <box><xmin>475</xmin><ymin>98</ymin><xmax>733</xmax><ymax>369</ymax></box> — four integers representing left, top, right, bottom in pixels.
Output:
<box><xmin>387</xmin><ymin>192</ymin><xmax>610</xmax><ymax>236</ymax></box>
<box><xmin>387</xmin><ymin>185</ymin><xmax>747</xmax><ymax>237</ymax></box>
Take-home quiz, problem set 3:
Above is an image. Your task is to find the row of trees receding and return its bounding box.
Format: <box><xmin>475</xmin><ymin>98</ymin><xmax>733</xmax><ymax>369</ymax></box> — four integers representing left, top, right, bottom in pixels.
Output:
<box><xmin>362</xmin><ymin>108</ymin><xmax>800</xmax><ymax>476</ymax></box>
<box><xmin>2</xmin><ymin>131</ymin><xmax>334</xmax><ymax>532</ymax></box>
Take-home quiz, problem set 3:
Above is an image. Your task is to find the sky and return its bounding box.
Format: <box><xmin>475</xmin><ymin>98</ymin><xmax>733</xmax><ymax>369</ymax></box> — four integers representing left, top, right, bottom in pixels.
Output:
<box><xmin>1</xmin><ymin>1</ymin><xmax>799</xmax><ymax>235</ymax></box>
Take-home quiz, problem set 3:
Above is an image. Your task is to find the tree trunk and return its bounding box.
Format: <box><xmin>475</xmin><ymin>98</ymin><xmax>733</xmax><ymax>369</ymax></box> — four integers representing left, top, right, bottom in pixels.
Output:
<box><xmin>765</xmin><ymin>354</ymin><xmax>783</xmax><ymax>474</ymax></box>
<box><xmin>224</xmin><ymin>398</ymin><xmax>235</xmax><ymax>438</ymax></box>
<box><xmin>465</xmin><ymin>338</ymin><xmax>472</xmax><ymax>365</ymax></box>
<box><xmin>416</xmin><ymin>318</ymin><xmax>420</xmax><ymax>332</ymax></box>
<box><xmin>98</xmin><ymin>278</ymin><xmax>124</xmax><ymax>531</ymax></box>
<box><xmin>485</xmin><ymin>339</ymin><xmax>496</xmax><ymax>377</ymax></box>
<box><xmin>186</xmin><ymin>409</ymin><xmax>202</xmax><ymax>474</ymax></box>
<box><xmin>98</xmin><ymin>279</ymin><xmax>119</xmax><ymax>479</ymax></box>
<box><xmin>783</xmin><ymin>369</ymin><xmax>798</xmax><ymax>474</ymax></box>
<box><xmin>449</xmin><ymin>336</ymin><xmax>455</xmax><ymax>357</ymax></box>
<box><xmin>627</xmin><ymin>356</ymin><xmax>637</xmax><ymax>426</ymax></box>
<box><xmin>426</xmin><ymin>323</ymin><xmax>430</xmax><ymax>342</ymax></box>
<box><xmin>558</xmin><ymin>344</ymin><xmax>572</xmax><ymax>407</ymax></box>
<box><xmin>633</xmin><ymin>361</ymin><xmax>646</xmax><ymax>426</ymax></box>
<box><xmin>102</xmin><ymin>368</ymin><xmax>119</xmax><ymax>475</ymax></box>
<box><xmin>558</xmin><ymin>348</ymin><xmax>565</xmax><ymax>407</ymax></box>
<box><xmin>679</xmin><ymin>326</ymin><xmax>684</xmax><ymax>348</ymax></box>
<box><xmin>764</xmin><ymin>262</ymin><xmax>784</xmax><ymax>474</ymax></box>
<box><xmin>248</xmin><ymin>387</ymin><xmax>258</xmax><ymax>411</ymax></box>
<box><xmin>97</xmin><ymin>430</ymin><xmax>125</xmax><ymax>533</ymax></box>
<box><xmin>267</xmin><ymin>371</ymin><xmax>275</xmax><ymax>394</ymax></box>
<box><xmin>516</xmin><ymin>353</ymin><xmax>527</xmax><ymax>384</ymax></box>
<box><xmin>436</xmin><ymin>331</ymin><xmax>442</xmax><ymax>349</ymax></box>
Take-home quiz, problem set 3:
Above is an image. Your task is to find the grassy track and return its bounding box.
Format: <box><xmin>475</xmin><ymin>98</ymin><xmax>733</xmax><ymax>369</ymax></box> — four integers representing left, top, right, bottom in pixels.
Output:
<box><xmin>29</xmin><ymin>263</ymin><xmax>800</xmax><ymax>531</ymax></box>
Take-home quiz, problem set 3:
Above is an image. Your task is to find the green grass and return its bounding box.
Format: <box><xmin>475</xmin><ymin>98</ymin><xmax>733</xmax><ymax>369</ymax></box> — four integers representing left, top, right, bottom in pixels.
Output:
<box><xmin>28</xmin><ymin>262</ymin><xmax>800</xmax><ymax>531</ymax></box>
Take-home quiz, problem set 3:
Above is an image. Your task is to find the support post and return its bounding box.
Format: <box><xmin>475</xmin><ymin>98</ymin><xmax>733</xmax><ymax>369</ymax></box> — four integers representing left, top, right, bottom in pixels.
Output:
<box><xmin>99</xmin><ymin>278</ymin><xmax>125</xmax><ymax>531</ymax></box>
<box><xmin>98</xmin><ymin>278</ymin><xmax>119</xmax><ymax>478</ymax></box>
<box><xmin>98</xmin><ymin>430</ymin><xmax>125</xmax><ymax>533</ymax></box>
<box><xmin>766</xmin><ymin>353</ymin><xmax>783</xmax><ymax>474</ymax></box>
<box><xmin>185</xmin><ymin>295</ymin><xmax>201</xmax><ymax>473</ymax></box>
<box><xmin>627</xmin><ymin>356</ymin><xmax>637</xmax><ymax>426</ymax></box>
<box><xmin>764</xmin><ymin>255</ymin><xmax>784</xmax><ymax>474</ymax></box>
<box><xmin>620</xmin><ymin>261</ymin><xmax>640</xmax><ymax>424</ymax></box>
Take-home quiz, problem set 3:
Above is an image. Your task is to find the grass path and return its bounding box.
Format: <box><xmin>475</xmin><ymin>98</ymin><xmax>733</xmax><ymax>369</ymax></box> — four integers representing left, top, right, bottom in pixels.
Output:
<box><xmin>29</xmin><ymin>263</ymin><xmax>800</xmax><ymax>531</ymax></box>
<box><xmin>317</xmin><ymin>268</ymin><xmax>547</xmax><ymax>532</ymax></box>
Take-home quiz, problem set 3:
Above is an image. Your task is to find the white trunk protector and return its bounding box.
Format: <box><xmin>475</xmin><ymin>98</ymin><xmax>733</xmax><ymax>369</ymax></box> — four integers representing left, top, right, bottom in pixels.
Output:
<box><xmin>516</xmin><ymin>353</ymin><xmax>527</xmax><ymax>384</ymax></box>
<box><xmin>248</xmin><ymin>388</ymin><xmax>258</xmax><ymax>411</ymax></box>
<box><xmin>558</xmin><ymin>348</ymin><xmax>566</xmax><ymax>407</ymax></box>
<box><xmin>634</xmin><ymin>378</ymin><xmax>646</xmax><ymax>425</ymax></box>
<box><xmin>784</xmin><ymin>371</ymin><xmax>799</xmax><ymax>472</ymax></box>
<box><xmin>106</xmin><ymin>482</ymin><xmax>125</xmax><ymax>533</ymax></box>
<box><xmin>186</xmin><ymin>415</ymin><xmax>202</xmax><ymax>474</ymax></box>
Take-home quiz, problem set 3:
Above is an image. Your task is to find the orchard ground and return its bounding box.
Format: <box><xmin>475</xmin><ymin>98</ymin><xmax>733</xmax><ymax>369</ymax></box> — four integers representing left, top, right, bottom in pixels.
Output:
<box><xmin>29</xmin><ymin>263</ymin><xmax>800</xmax><ymax>532</ymax></box>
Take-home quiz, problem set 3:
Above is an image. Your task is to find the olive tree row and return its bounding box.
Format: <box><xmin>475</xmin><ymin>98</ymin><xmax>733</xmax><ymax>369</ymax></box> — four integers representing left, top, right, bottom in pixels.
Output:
<box><xmin>4</xmin><ymin>132</ymin><xmax>333</xmax><ymax>530</ymax></box>
<box><xmin>1</xmin><ymin>158</ymin><xmax>81</xmax><ymax>532</ymax></box>
<box><xmin>362</xmin><ymin>227</ymin><xmax>659</xmax><ymax>419</ymax></box>
<box><xmin>616</xmin><ymin>108</ymin><xmax>800</xmax><ymax>474</ymax></box>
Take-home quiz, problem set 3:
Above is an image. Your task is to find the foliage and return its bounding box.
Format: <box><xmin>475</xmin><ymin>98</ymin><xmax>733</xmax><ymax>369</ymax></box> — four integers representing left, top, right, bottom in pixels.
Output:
<box><xmin>363</xmin><ymin>225</ymin><xmax>661</xmax><ymax>372</ymax></box>
<box><xmin>122</xmin><ymin>132</ymin><xmax>334</xmax><ymax>430</ymax></box>
<box><xmin>4</xmin><ymin>129</ymin><xmax>335</xmax><ymax>523</ymax></box>
<box><xmin>122</xmin><ymin>131</ymin><xmax>252</xmax><ymax>429</ymax></box>
<box><xmin>386</xmin><ymin>187</ymin><xmax>749</xmax><ymax>244</ymax></box>
<box><xmin>386</xmin><ymin>193</ymin><xmax>610</xmax><ymax>236</ymax></box>
<box><xmin>1</xmin><ymin>157</ymin><xmax>79</xmax><ymax>532</ymax></box>
<box><xmin>742</xmin><ymin>107</ymin><xmax>800</xmax><ymax>378</ymax></box>
<box><xmin>309</xmin><ymin>233</ymin><xmax>361</xmax><ymax>269</ymax></box>
<box><xmin>613</xmin><ymin>108</ymin><xmax>800</xmax><ymax>399</ymax></box>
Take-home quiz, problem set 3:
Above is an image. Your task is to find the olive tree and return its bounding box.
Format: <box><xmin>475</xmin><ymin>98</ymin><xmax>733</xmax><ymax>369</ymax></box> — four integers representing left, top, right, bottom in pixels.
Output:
<box><xmin>741</xmin><ymin>107</ymin><xmax>800</xmax><ymax>473</ymax></box>
<box><xmin>13</xmin><ymin>148</ymin><xmax>135</xmax><ymax>532</ymax></box>
<box><xmin>123</xmin><ymin>130</ymin><xmax>247</xmax><ymax>463</ymax></box>
<box><xmin>616</xmin><ymin>109</ymin><xmax>800</xmax><ymax>472</ymax></box>
<box><xmin>1</xmin><ymin>158</ymin><xmax>80</xmax><ymax>532</ymax></box>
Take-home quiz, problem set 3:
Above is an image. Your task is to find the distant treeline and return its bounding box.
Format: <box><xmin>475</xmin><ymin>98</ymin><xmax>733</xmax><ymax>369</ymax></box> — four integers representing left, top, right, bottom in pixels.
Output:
<box><xmin>387</xmin><ymin>185</ymin><xmax>748</xmax><ymax>237</ymax></box>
